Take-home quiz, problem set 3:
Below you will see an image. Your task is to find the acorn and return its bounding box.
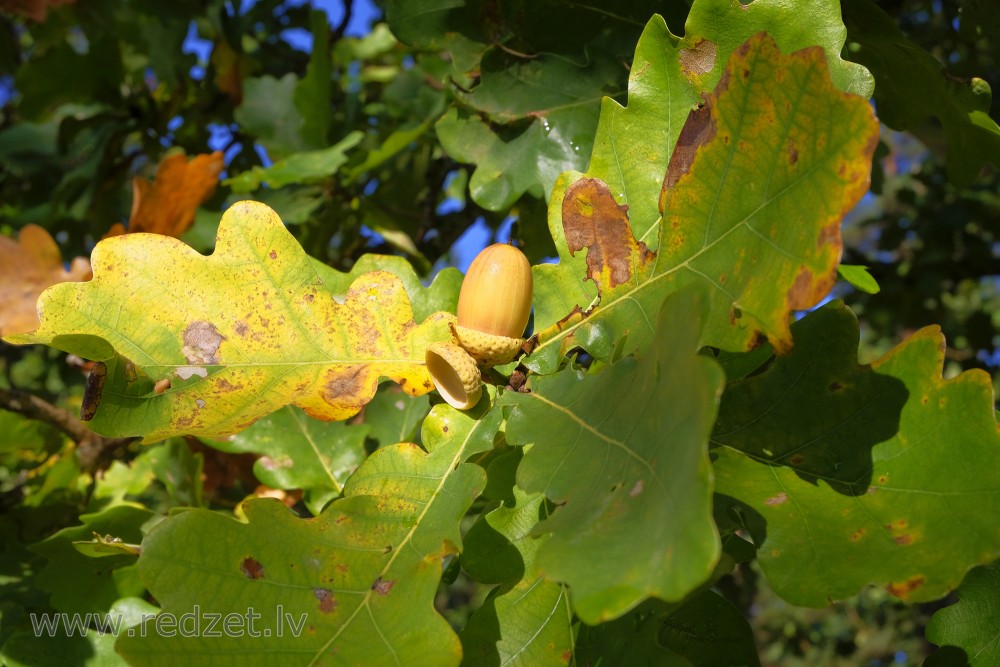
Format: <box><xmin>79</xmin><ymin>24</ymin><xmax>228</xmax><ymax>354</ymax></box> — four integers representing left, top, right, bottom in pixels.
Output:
<box><xmin>455</xmin><ymin>243</ymin><xmax>533</xmax><ymax>366</ymax></box>
<box><xmin>425</xmin><ymin>243</ymin><xmax>533</xmax><ymax>410</ymax></box>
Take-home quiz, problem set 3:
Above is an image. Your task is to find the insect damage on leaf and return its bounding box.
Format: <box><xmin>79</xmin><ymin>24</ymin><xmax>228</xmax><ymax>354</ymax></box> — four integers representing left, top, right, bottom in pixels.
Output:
<box><xmin>678</xmin><ymin>38</ymin><xmax>718</xmax><ymax>85</ymax></box>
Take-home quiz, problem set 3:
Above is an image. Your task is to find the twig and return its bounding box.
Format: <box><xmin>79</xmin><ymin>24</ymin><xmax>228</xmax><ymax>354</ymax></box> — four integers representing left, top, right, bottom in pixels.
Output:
<box><xmin>0</xmin><ymin>387</ymin><xmax>136</xmax><ymax>472</ymax></box>
<box><xmin>332</xmin><ymin>0</ymin><xmax>354</xmax><ymax>41</ymax></box>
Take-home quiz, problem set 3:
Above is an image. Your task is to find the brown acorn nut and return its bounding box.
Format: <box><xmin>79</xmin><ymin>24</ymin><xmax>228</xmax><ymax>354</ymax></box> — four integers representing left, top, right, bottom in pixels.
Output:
<box><xmin>454</xmin><ymin>243</ymin><xmax>532</xmax><ymax>366</ymax></box>
<box><xmin>425</xmin><ymin>243</ymin><xmax>532</xmax><ymax>410</ymax></box>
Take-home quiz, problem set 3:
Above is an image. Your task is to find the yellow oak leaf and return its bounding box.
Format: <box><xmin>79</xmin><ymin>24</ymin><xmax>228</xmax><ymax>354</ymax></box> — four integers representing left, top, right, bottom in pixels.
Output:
<box><xmin>6</xmin><ymin>201</ymin><xmax>455</xmax><ymax>442</ymax></box>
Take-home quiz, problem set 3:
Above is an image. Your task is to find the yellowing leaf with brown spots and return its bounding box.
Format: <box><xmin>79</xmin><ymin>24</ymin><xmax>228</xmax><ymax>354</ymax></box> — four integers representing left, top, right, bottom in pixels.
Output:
<box><xmin>0</xmin><ymin>225</ymin><xmax>91</xmax><ymax>336</ymax></box>
<box><xmin>106</xmin><ymin>151</ymin><xmax>224</xmax><ymax>239</ymax></box>
<box><xmin>5</xmin><ymin>201</ymin><xmax>454</xmax><ymax>442</ymax></box>
<box><xmin>526</xmin><ymin>33</ymin><xmax>878</xmax><ymax>372</ymax></box>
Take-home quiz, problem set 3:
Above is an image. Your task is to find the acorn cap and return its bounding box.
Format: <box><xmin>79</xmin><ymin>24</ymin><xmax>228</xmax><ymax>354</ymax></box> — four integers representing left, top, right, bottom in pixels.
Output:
<box><xmin>425</xmin><ymin>342</ymin><xmax>483</xmax><ymax>411</ymax></box>
<box><xmin>453</xmin><ymin>325</ymin><xmax>524</xmax><ymax>367</ymax></box>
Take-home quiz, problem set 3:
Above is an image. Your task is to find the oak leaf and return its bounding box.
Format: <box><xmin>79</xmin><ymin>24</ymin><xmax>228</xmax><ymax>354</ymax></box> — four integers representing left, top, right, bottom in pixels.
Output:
<box><xmin>106</xmin><ymin>151</ymin><xmax>224</xmax><ymax>238</ymax></box>
<box><xmin>6</xmin><ymin>201</ymin><xmax>455</xmax><ymax>442</ymax></box>
<box><xmin>0</xmin><ymin>225</ymin><xmax>91</xmax><ymax>336</ymax></box>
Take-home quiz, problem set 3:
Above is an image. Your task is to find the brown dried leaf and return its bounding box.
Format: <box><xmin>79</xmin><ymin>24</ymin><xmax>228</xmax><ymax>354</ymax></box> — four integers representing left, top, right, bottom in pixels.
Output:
<box><xmin>0</xmin><ymin>225</ymin><xmax>91</xmax><ymax>335</ymax></box>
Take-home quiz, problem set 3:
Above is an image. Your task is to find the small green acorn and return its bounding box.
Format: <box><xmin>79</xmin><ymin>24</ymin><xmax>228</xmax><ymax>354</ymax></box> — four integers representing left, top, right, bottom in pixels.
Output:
<box><xmin>426</xmin><ymin>243</ymin><xmax>533</xmax><ymax>410</ymax></box>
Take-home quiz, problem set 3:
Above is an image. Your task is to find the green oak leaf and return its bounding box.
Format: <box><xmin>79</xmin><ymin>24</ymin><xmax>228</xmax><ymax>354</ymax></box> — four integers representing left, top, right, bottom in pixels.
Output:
<box><xmin>657</xmin><ymin>590</ymin><xmax>761</xmax><ymax>666</ymax></box>
<box><xmin>5</xmin><ymin>201</ymin><xmax>456</xmax><ymax>443</ymax></box>
<box><xmin>842</xmin><ymin>0</ymin><xmax>1000</xmax><ymax>186</ymax></box>
<box><xmin>0</xmin><ymin>597</ymin><xmax>158</xmax><ymax>667</ymax></box>
<box><xmin>225</xmin><ymin>131</ymin><xmax>364</xmax><ymax>193</ymax></box>
<box><xmin>460</xmin><ymin>479</ymin><xmax>573</xmax><ymax>667</ymax></box>
<box><xmin>436</xmin><ymin>104</ymin><xmax>600</xmax><ymax>211</ymax></box>
<box><xmin>837</xmin><ymin>263</ymin><xmax>881</xmax><ymax>294</ymax></box>
<box><xmin>925</xmin><ymin>560</ymin><xmax>1000</xmax><ymax>666</ymax></box>
<box><xmin>234</xmin><ymin>74</ymin><xmax>309</xmax><ymax>159</ymax></box>
<box><xmin>293</xmin><ymin>10</ymin><xmax>334</xmax><ymax>149</ymax></box>
<box><xmin>506</xmin><ymin>288</ymin><xmax>724</xmax><ymax>623</ymax></box>
<box><xmin>393</xmin><ymin>1</ymin><xmax>665</xmax><ymax>212</ymax></box>
<box><xmin>116</xmin><ymin>402</ymin><xmax>502</xmax><ymax>667</ymax></box>
<box><xmin>29</xmin><ymin>504</ymin><xmax>151</xmax><ymax>615</ymax></box>
<box><xmin>14</xmin><ymin>38</ymin><xmax>124</xmax><ymax>121</ymax></box>
<box><xmin>145</xmin><ymin>439</ymin><xmax>205</xmax><ymax>508</ymax></box>
<box><xmin>528</xmin><ymin>32</ymin><xmax>878</xmax><ymax>372</ymax></box>
<box><xmin>712</xmin><ymin>301</ymin><xmax>1000</xmax><ymax>606</ymax></box>
<box><xmin>362</xmin><ymin>383</ymin><xmax>431</xmax><ymax>449</ymax></box>
<box><xmin>211</xmin><ymin>406</ymin><xmax>369</xmax><ymax>516</ymax></box>
<box><xmin>574</xmin><ymin>591</ymin><xmax>761</xmax><ymax>666</ymax></box>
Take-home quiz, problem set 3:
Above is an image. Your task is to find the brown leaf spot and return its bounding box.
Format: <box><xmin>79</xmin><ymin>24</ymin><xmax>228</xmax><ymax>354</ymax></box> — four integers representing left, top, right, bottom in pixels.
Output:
<box><xmin>764</xmin><ymin>492</ymin><xmax>788</xmax><ymax>506</ymax></box>
<box><xmin>371</xmin><ymin>577</ymin><xmax>395</xmax><ymax>595</ymax></box>
<box><xmin>817</xmin><ymin>222</ymin><xmax>840</xmax><ymax>248</ymax></box>
<box><xmin>240</xmin><ymin>557</ymin><xmax>265</xmax><ymax>579</ymax></box>
<box><xmin>215</xmin><ymin>377</ymin><xmax>243</xmax><ymax>393</ymax></box>
<box><xmin>182</xmin><ymin>321</ymin><xmax>225</xmax><ymax>365</ymax></box>
<box><xmin>320</xmin><ymin>366</ymin><xmax>369</xmax><ymax>413</ymax></box>
<box><xmin>788</xmin><ymin>454</ymin><xmax>806</xmax><ymax>466</ymax></box>
<box><xmin>829</xmin><ymin>381</ymin><xmax>844</xmax><ymax>392</ymax></box>
<box><xmin>679</xmin><ymin>38</ymin><xmax>717</xmax><ymax>83</ymax></box>
<box><xmin>786</xmin><ymin>268</ymin><xmax>816</xmax><ymax>311</ymax></box>
<box><xmin>662</xmin><ymin>99</ymin><xmax>717</xmax><ymax>198</ymax></box>
<box><xmin>269</xmin><ymin>250</ymin><xmax>277</xmax><ymax>260</ymax></box>
<box><xmin>894</xmin><ymin>534</ymin><xmax>913</xmax><ymax>545</ymax></box>
<box><xmin>886</xmin><ymin>575</ymin><xmax>925</xmax><ymax>599</ymax></box>
<box><xmin>234</xmin><ymin>320</ymin><xmax>249</xmax><ymax>337</ymax></box>
<box><xmin>850</xmin><ymin>528</ymin><xmax>866</xmax><ymax>542</ymax></box>
<box><xmin>314</xmin><ymin>588</ymin><xmax>336</xmax><ymax>613</ymax></box>
<box><xmin>788</xmin><ymin>140</ymin><xmax>799</xmax><ymax>165</ymax></box>
<box><xmin>562</xmin><ymin>177</ymin><xmax>654</xmax><ymax>291</ymax></box>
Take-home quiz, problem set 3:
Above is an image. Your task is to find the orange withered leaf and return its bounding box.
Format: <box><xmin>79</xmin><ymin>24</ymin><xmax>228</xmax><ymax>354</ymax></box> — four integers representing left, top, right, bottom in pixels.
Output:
<box><xmin>126</xmin><ymin>151</ymin><xmax>225</xmax><ymax>238</ymax></box>
<box><xmin>0</xmin><ymin>225</ymin><xmax>91</xmax><ymax>335</ymax></box>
